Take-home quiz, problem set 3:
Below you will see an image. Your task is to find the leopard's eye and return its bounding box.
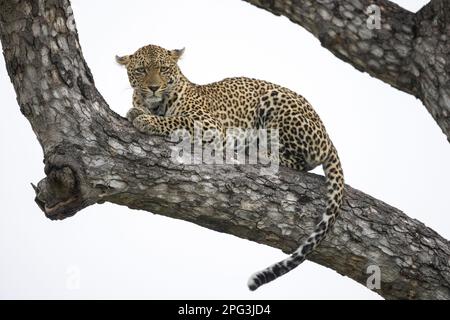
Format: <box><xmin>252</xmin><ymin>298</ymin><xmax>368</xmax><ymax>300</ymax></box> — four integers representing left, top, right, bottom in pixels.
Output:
<box><xmin>134</xmin><ymin>67</ymin><xmax>146</xmax><ymax>74</ymax></box>
<box><xmin>160</xmin><ymin>66</ymin><xmax>169</xmax><ymax>72</ymax></box>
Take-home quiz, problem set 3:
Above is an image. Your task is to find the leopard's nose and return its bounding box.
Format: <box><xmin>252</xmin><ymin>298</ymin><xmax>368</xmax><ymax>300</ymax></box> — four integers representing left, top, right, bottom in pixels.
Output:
<box><xmin>149</xmin><ymin>85</ymin><xmax>160</xmax><ymax>93</ymax></box>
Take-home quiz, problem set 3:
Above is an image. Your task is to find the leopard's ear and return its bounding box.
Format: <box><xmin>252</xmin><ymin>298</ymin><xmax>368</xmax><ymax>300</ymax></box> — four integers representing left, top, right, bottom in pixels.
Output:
<box><xmin>115</xmin><ymin>55</ymin><xmax>130</xmax><ymax>66</ymax></box>
<box><xmin>169</xmin><ymin>48</ymin><xmax>185</xmax><ymax>62</ymax></box>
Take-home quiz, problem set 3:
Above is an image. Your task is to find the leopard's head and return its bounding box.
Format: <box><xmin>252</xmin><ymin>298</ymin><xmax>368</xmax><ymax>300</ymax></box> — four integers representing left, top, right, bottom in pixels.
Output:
<box><xmin>116</xmin><ymin>44</ymin><xmax>184</xmax><ymax>103</ymax></box>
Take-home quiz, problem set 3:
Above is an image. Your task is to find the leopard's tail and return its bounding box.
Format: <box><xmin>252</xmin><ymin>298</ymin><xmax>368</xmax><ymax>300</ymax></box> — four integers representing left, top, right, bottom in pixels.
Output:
<box><xmin>247</xmin><ymin>144</ymin><xmax>344</xmax><ymax>291</ymax></box>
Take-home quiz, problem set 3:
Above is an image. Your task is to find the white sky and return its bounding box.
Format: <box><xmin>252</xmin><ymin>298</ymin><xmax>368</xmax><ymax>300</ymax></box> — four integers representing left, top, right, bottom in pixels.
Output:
<box><xmin>0</xmin><ymin>0</ymin><xmax>446</xmax><ymax>299</ymax></box>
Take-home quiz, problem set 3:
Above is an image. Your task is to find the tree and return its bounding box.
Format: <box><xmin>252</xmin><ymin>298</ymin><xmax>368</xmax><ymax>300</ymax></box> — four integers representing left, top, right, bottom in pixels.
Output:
<box><xmin>0</xmin><ymin>0</ymin><xmax>448</xmax><ymax>299</ymax></box>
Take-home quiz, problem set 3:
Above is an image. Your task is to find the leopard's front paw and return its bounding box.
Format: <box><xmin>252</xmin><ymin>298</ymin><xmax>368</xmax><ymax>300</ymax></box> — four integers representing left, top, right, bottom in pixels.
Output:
<box><xmin>132</xmin><ymin>114</ymin><xmax>153</xmax><ymax>133</ymax></box>
<box><xmin>126</xmin><ymin>107</ymin><xmax>146</xmax><ymax>122</ymax></box>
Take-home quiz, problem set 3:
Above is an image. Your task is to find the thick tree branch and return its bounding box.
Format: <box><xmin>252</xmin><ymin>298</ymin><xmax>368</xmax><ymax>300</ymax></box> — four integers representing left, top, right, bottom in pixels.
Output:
<box><xmin>242</xmin><ymin>0</ymin><xmax>450</xmax><ymax>142</ymax></box>
<box><xmin>1</xmin><ymin>0</ymin><xmax>449</xmax><ymax>299</ymax></box>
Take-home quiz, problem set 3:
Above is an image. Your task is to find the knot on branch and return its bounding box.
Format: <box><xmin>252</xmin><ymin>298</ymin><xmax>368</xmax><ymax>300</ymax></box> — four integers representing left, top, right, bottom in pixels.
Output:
<box><xmin>32</xmin><ymin>158</ymin><xmax>91</xmax><ymax>220</ymax></box>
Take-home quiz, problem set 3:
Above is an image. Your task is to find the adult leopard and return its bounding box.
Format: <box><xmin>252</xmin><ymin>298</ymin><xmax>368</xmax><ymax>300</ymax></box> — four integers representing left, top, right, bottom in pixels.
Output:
<box><xmin>116</xmin><ymin>44</ymin><xmax>344</xmax><ymax>291</ymax></box>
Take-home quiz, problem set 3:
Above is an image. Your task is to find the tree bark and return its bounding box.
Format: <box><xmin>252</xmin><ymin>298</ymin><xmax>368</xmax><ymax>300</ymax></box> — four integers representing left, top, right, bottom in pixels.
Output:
<box><xmin>0</xmin><ymin>0</ymin><xmax>449</xmax><ymax>300</ymax></box>
<box><xmin>242</xmin><ymin>0</ymin><xmax>450</xmax><ymax>143</ymax></box>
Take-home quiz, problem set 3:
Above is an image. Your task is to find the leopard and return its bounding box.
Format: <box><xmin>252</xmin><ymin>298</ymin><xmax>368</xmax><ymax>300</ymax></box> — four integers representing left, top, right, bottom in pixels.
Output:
<box><xmin>116</xmin><ymin>44</ymin><xmax>345</xmax><ymax>291</ymax></box>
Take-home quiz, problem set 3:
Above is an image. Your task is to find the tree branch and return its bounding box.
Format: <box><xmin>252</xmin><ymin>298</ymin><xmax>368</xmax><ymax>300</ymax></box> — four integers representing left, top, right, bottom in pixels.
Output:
<box><xmin>242</xmin><ymin>0</ymin><xmax>450</xmax><ymax>142</ymax></box>
<box><xmin>1</xmin><ymin>0</ymin><xmax>449</xmax><ymax>299</ymax></box>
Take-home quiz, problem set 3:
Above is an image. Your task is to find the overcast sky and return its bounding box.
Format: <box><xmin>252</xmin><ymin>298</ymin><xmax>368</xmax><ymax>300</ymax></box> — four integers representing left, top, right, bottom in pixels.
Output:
<box><xmin>1</xmin><ymin>0</ymin><xmax>447</xmax><ymax>299</ymax></box>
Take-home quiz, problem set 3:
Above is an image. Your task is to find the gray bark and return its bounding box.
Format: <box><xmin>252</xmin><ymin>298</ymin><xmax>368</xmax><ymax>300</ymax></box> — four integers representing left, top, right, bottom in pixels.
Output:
<box><xmin>242</xmin><ymin>0</ymin><xmax>450</xmax><ymax>142</ymax></box>
<box><xmin>0</xmin><ymin>0</ymin><xmax>449</xmax><ymax>299</ymax></box>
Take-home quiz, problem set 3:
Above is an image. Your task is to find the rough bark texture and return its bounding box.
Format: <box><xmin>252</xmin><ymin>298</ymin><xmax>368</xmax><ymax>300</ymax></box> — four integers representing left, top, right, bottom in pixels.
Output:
<box><xmin>1</xmin><ymin>0</ymin><xmax>449</xmax><ymax>300</ymax></box>
<box><xmin>242</xmin><ymin>0</ymin><xmax>450</xmax><ymax>142</ymax></box>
